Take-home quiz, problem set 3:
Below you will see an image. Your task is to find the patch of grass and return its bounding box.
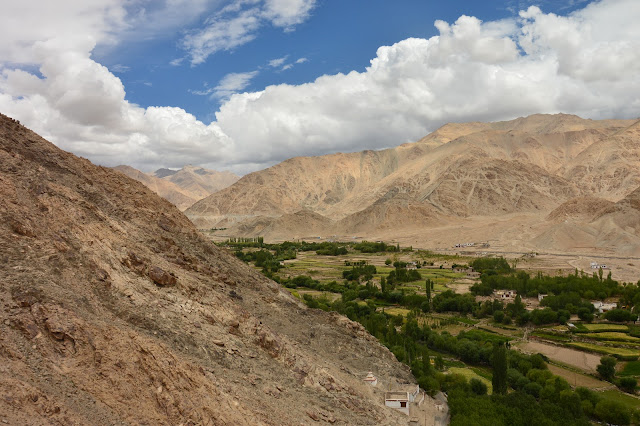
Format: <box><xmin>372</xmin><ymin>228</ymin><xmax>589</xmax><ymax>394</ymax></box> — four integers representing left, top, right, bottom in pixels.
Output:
<box><xmin>583</xmin><ymin>332</ymin><xmax>640</xmax><ymax>343</ymax></box>
<box><xmin>381</xmin><ymin>307</ymin><xmax>411</xmax><ymax>317</ymax></box>
<box><xmin>566</xmin><ymin>342</ymin><xmax>640</xmax><ymax>359</ymax></box>
<box><xmin>530</xmin><ymin>331</ymin><xmax>571</xmax><ymax>342</ymax></box>
<box><xmin>582</xmin><ymin>323</ymin><xmax>629</xmax><ymax>332</ymax></box>
<box><xmin>448</xmin><ymin>367</ymin><xmax>493</xmax><ymax>394</ymax></box>
<box><xmin>620</xmin><ymin>361</ymin><xmax>640</xmax><ymax>377</ymax></box>
<box><xmin>461</xmin><ymin>329</ymin><xmax>510</xmax><ymax>343</ymax></box>
<box><xmin>471</xmin><ymin>367</ymin><xmax>493</xmax><ymax>382</ymax></box>
<box><xmin>450</xmin><ymin>316</ymin><xmax>478</xmax><ymax>325</ymax></box>
<box><xmin>597</xmin><ymin>390</ymin><xmax>640</xmax><ymax>411</ymax></box>
<box><xmin>285</xmin><ymin>288</ymin><xmax>301</xmax><ymax>299</ymax></box>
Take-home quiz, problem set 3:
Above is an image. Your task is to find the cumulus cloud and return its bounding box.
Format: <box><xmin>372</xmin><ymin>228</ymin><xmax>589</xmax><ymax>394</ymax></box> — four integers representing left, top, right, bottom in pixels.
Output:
<box><xmin>1</xmin><ymin>0</ymin><xmax>640</xmax><ymax>175</ymax></box>
<box><xmin>181</xmin><ymin>0</ymin><xmax>316</xmax><ymax>65</ymax></box>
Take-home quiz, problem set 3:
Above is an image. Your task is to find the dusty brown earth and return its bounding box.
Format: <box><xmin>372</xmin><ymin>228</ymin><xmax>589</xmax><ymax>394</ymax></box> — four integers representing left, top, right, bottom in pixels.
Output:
<box><xmin>517</xmin><ymin>341</ymin><xmax>601</xmax><ymax>373</ymax></box>
<box><xmin>0</xmin><ymin>113</ymin><xmax>418</xmax><ymax>425</ymax></box>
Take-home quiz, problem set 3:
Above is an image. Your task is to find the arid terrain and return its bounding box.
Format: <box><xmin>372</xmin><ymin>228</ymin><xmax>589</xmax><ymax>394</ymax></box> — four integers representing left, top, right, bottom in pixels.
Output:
<box><xmin>185</xmin><ymin>114</ymin><xmax>640</xmax><ymax>281</ymax></box>
<box><xmin>114</xmin><ymin>165</ymin><xmax>238</xmax><ymax>211</ymax></box>
<box><xmin>0</xmin><ymin>113</ymin><xmax>425</xmax><ymax>425</ymax></box>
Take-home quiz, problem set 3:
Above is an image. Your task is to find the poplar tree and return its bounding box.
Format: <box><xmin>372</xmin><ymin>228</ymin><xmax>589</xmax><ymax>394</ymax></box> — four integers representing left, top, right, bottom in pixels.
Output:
<box><xmin>492</xmin><ymin>342</ymin><xmax>508</xmax><ymax>394</ymax></box>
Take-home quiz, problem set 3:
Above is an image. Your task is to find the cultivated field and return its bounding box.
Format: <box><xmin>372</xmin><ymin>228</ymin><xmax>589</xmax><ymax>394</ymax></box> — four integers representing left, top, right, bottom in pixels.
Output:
<box><xmin>516</xmin><ymin>341</ymin><xmax>602</xmax><ymax>372</ymax></box>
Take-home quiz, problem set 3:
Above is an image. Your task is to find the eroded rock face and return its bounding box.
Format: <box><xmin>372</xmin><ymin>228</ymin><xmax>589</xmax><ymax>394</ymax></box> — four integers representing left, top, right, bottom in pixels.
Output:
<box><xmin>0</xmin><ymin>113</ymin><xmax>413</xmax><ymax>425</ymax></box>
<box><xmin>148</xmin><ymin>266</ymin><xmax>177</xmax><ymax>287</ymax></box>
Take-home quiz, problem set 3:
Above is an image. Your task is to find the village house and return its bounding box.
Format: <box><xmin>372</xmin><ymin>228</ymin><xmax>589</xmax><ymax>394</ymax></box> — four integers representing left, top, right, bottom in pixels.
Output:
<box><xmin>384</xmin><ymin>386</ymin><xmax>420</xmax><ymax>416</ymax></box>
<box><xmin>592</xmin><ymin>301</ymin><xmax>618</xmax><ymax>313</ymax></box>
<box><xmin>452</xmin><ymin>266</ymin><xmax>480</xmax><ymax>279</ymax></box>
<box><xmin>494</xmin><ymin>290</ymin><xmax>516</xmax><ymax>300</ymax></box>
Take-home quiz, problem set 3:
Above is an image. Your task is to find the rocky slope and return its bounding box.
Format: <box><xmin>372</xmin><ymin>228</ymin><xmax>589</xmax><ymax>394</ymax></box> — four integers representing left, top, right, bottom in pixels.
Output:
<box><xmin>186</xmin><ymin>114</ymin><xmax>640</xmax><ymax>256</ymax></box>
<box><xmin>0</xmin><ymin>113</ymin><xmax>415</xmax><ymax>425</ymax></box>
<box><xmin>114</xmin><ymin>165</ymin><xmax>239</xmax><ymax>211</ymax></box>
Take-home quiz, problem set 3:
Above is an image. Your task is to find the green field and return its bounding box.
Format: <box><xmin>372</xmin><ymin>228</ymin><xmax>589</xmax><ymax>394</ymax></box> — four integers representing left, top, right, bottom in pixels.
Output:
<box><xmin>582</xmin><ymin>323</ymin><xmax>629</xmax><ymax>332</ymax></box>
<box><xmin>530</xmin><ymin>331</ymin><xmax>571</xmax><ymax>342</ymax></box>
<box><xmin>597</xmin><ymin>390</ymin><xmax>640</xmax><ymax>410</ymax></box>
<box><xmin>567</xmin><ymin>342</ymin><xmax>640</xmax><ymax>358</ymax></box>
<box><xmin>584</xmin><ymin>332</ymin><xmax>640</xmax><ymax>343</ymax></box>
<box><xmin>380</xmin><ymin>307</ymin><xmax>411</xmax><ymax>317</ymax></box>
<box><xmin>620</xmin><ymin>361</ymin><xmax>640</xmax><ymax>377</ymax></box>
<box><xmin>448</xmin><ymin>367</ymin><xmax>493</xmax><ymax>394</ymax></box>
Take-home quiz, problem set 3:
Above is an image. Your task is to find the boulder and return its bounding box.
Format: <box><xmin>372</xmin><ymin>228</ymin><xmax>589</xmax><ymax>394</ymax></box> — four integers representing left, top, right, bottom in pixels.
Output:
<box><xmin>148</xmin><ymin>266</ymin><xmax>177</xmax><ymax>286</ymax></box>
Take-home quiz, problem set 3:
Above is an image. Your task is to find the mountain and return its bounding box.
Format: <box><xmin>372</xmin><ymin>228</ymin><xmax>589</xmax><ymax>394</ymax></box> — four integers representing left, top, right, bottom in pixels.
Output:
<box><xmin>113</xmin><ymin>165</ymin><xmax>198</xmax><ymax>210</ymax></box>
<box><xmin>0</xmin><ymin>113</ymin><xmax>416</xmax><ymax>425</ymax></box>
<box><xmin>157</xmin><ymin>165</ymin><xmax>240</xmax><ymax>200</ymax></box>
<box><xmin>186</xmin><ymin>114</ymin><xmax>640</xmax><ymax>257</ymax></box>
<box><xmin>114</xmin><ymin>165</ymin><xmax>239</xmax><ymax>211</ymax></box>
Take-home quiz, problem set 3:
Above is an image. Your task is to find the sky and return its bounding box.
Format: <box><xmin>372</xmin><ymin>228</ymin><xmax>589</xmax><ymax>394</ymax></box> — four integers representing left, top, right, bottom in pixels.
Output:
<box><xmin>1</xmin><ymin>0</ymin><xmax>639</xmax><ymax>175</ymax></box>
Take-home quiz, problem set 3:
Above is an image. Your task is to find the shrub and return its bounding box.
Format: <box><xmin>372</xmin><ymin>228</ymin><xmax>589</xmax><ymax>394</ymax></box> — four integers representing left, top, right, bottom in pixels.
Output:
<box><xmin>469</xmin><ymin>378</ymin><xmax>487</xmax><ymax>396</ymax></box>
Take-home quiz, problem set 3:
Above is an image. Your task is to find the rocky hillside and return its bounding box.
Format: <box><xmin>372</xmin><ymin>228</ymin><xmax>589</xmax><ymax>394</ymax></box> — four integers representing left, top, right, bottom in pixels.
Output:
<box><xmin>114</xmin><ymin>165</ymin><xmax>239</xmax><ymax>211</ymax></box>
<box><xmin>186</xmin><ymin>114</ymin><xmax>640</xmax><ymax>256</ymax></box>
<box><xmin>0</xmin><ymin>113</ymin><xmax>415</xmax><ymax>425</ymax></box>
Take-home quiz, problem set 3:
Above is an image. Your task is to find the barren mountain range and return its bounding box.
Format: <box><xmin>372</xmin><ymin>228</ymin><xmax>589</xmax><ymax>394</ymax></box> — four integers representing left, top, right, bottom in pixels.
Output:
<box><xmin>0</xmin><ymin>113</ymin><xmax>417</xmax><ymax>424</ymax></box>
<box><xmin>114</xmin><ymin>164</ymin><xmax>238</xmax><ymax>211</ymax></box>
<box><xmin>185</xmin><ymin>114</ymin><xmax>640</xmax><ymax>257</ymax></box>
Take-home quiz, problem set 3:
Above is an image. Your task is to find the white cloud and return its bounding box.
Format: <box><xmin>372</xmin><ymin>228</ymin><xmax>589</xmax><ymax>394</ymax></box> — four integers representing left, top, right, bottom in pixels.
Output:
<box><xmin>262</xmin><ymin>0</ymin><xmax>316</xmax><ymax>29</ymax></box>
<box><xmin>214</xmin><ymin>71</ymin><xmax>259</xmax><ymax>99</ymax></box>
<box><xmin>189</xmin><ymin>71</ymin><xmax>259</xmax><ymax>99</ymax></box>
<box><xmin>1</xmin><ymin>0</ymin><xmax>640</xmax><ymax>175</ymax></box>
<box><xmin>181</xmin><ymin>0</ymin><xmax>316</xmax><ymax>65</ymax></box>
<box><xmin>295</xmin><ymin>57</ymin><xmax>308</xmax><ymax>64</ymax></box>
<box><xmin>111</xmin><ymin>64</ymin><xmax>130</xmax><ymax>73</ymax></box>
<box><xmin>182</xmin><ymin>8</ymin><xmax>262</xmax><ymax>65</ymax></box>
<box><xmin>268</xmin><ymin>56</ymin><xmax>288</xmax><ymax>68</ymax></box>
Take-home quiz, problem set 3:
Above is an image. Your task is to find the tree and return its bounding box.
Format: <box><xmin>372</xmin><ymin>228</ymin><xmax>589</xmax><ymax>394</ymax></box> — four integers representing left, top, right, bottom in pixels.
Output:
<box><xmin>619</xmin><ymin>377</ymin><xmax>637</xmax><ymax>393</ymax></box>
<box><xmin>492</xmin><ymin>342</ymin><xmax>508</xmax><ymax>394</ymax></box>
<box><xmin>435</xmin><ymin>355</ymin><xmax>444</xmax><ymax>371</ymax></box>
<box><xmin>594</xmin><ymin>399</ymin><xmax>632</xmax><ymax>425</ymax></box>
<box><xmin>596</xmin><ymin>356</ymin><xmax>617</xmax><ymax>381</ymax></box>
<box><xmin>577</xmin><ymin>307</ymin><xmax>594</xmax><ymax>322</ymax></box>
<box><xmin>426</xmin><ymin>279</ymin><xmax>432</xmax><ymax>301</ymax></box>
<box><xmin>604</xmin><ymin>309</ymin><xmax>634</xmax><ymax>322</ymax></box>
<box><xmin>470</xmin><ymin>378</ymin><xmax>488</xmax><ymax>396</ymax></box>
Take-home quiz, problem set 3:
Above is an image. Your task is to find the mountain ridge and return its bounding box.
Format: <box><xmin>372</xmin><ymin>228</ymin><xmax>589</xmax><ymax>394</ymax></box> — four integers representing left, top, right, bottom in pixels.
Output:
<box><xmin>185</xmin><ymin>114</ymin><xmax>640</xmax><ymax>258</ymax></box>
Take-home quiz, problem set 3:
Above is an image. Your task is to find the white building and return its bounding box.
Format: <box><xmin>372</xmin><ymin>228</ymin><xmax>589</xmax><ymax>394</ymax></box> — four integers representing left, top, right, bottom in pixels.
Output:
<box><xmin>384</xmin><ymin>392</ymin><xmax>410</xmax><ymax>415</ymax></box>
<box><xmin>384</xmin><ymin>386</ymin><xmax>420</xmax><ymax>416</ymax></box>
<box><xmin>495</xmin><ymin>290</ymin><xmax>516</xmax><ymax>300</ymax></box>
<box><xmin>592</xmin><ymin>301</ymin><xmax>617</xmax><ymax>313</ymax></box>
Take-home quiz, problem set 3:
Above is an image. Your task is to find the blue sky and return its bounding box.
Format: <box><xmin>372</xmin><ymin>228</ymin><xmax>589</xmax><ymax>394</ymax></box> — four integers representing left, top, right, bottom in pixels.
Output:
<box><xmin>1</xmin><ymin>0</ymin><xmax>638</xmax><ymax>174</ymax></box>
<box><xmin>98</xmin><ymin>0</ymin><xmax>592</xmax><ymax>122</ymax></box>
